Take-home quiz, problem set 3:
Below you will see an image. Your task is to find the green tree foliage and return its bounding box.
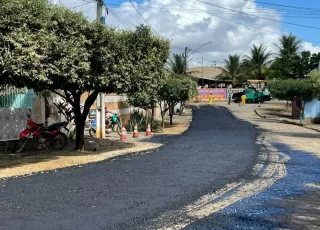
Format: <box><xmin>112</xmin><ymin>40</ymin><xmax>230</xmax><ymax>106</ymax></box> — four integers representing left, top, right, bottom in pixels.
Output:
<box><xmin>243</xmin><ymin>45</ymin><xmax>272</xmax><ymax>80</ymax></box>
<box><xmin>271</xmin><ymin>34</ymin><xmax>320</xmax><ymax>79</ymax></box>
<box><xmin>0</xmin><ymin>0</ymin><xmax>170</xmax><ymax>150</ymax></box>
<box><xmin>269</xmin><ymin>79</ymin><xmax>317</xmax><ymax>114</ymax></box>
<box><xmin>158</xmin><ymin>75</ymin><xmax>196</xmax><ymax>127</ymax></box>
<box><xmin>169</xmin><ymin>54</ymin><xmax>186</xmax><ymax>75</ymax></box>
<box><xmin>271</xmin><ymin>51</ymin><xmax>320</xmax><ymax>79</ymax></box>
<box><xmin>276</xmin><ymin>34</ymin><xmax>301</xmax><ymax>57</ymax></box>
<box><xmin>309</xmin><ymin>70</ymin><xmax>320</xmax><ymax>99</ymax></box>
<box><xmin>168</xmin><ymin>52</ymin><xmax>197</xmax><ymax>115</ymax></box>
<box><xmin>218</xmin><ymin>54</ymin><xmax>245</xmax><ymax>86</ymax></box>
<box><xmin>309</xmin><ymin>70</ymin><xmax>320</xmax><ymax>88</ymax></box>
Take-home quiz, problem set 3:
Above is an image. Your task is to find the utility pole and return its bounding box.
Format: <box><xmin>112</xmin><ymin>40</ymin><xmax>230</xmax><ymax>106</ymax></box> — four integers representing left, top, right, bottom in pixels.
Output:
<box><xmin>95</xmin><ymin>0</ymin><xmax>105</xmax><ymax>139</ymax></box>
<box><xmin>202</xmin><ymin>57</ymin><xmax>204</xmax><ymax>87</ymax></box>
<box><xmin>184</xmin><ymin>47</ymin><xmax>188</xmax><ymax>75</ymax></box>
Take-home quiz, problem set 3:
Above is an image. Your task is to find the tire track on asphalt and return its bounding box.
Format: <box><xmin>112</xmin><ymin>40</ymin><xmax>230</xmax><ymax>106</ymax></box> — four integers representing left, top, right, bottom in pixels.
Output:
<box><xmin>143</xmin><ymin>133</ymin><xmax>291</xmax><ymax>230</ymax></box>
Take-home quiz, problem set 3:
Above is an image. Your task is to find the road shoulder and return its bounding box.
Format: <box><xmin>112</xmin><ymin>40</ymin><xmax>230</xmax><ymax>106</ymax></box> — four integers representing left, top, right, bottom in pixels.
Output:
<box><xmin>0</xmin><ymin>111</ymin><xmax>192</xmax><ymax>179</ymax></box>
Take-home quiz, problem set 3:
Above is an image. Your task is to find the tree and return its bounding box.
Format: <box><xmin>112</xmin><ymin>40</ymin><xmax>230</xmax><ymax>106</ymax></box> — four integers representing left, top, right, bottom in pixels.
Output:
<box><xmin>243</xmin><ymin>44</ymin><xmax>273</xmax><ymax>80</ymax></box>
<box><xmin>218</xmin><ymin>54</ymin><xmax>245</xmax><ymax>86</ymax></box>
<box><xmin>276</xmin><ymin>34</ymin><xmax>301</xmax><ymax>57</ymax></box>
<box><xmin>0</xmin><ymin>0</ymin><xmax>170</xmax><ymax>150</ymax></box>
<box><xmin>269</xmin><ymin>79</ymin><xmax>317</xmax><ymax>119</ymax></box>
<box><xmin>168</xmin><ymin>52</ymin><xmax>198</xmax><ymax>115</ymax></box>
<box><xmin>271</xmin><ymin>51</ymin><xmax>320</xmax><ymax>79</ymax></box>
<box><xmin>309</xmin><ymin>70</ymin><xmax>320</xmax><ymax>99</ymax></box>
<box><xmin>169</xmin><ymin>54</ymin><xmax>186</xmax><ymax>75</ymax></box>
<box><xmin>158</xmin><ymin>75</ymin><xmax>196</xmax><ymax>127</ymax></box>
<box><xmin>271</xmin><ymin>34</ymin><xmax>320</xmax><ymax>79</ymax></box>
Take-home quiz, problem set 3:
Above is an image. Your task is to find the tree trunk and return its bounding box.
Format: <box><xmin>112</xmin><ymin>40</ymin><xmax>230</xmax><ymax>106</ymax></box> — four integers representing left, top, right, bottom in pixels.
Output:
<box><xmin>151</xmin><ymin>106</ymin><xmax>155</xmax><ymax>121</ymax></box>
<box><xmin>75</xmin><ymin>117</ymin><xmax>85</xmax><ymax>151</ymax></box>
<box><xmin>169</xmin><ymin>106</ymin><xmax>174</xmax><ymax>125</ymax></box>
<box><xmin>286</xmin><ymin>100</ymin><xmax>289</xmax><ymax>112</ymax></box>
<box><xmin>161</xmin><ymin>114</ymin><xmax>165</xmax><ymax>128</ymax></box>
<box><xmin>72</xmin><ymin>90</ymin><xmax>99</xmax><ymax>151</ymax></box>
<box><xmin>179</xmin><ymin>101</ymin><xmax>185</xmax><ymax>116</ymax></box>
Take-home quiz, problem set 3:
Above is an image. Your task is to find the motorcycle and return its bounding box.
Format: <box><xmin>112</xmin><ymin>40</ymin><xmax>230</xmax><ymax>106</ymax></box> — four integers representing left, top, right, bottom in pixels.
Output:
<box><xmin>16</xmin><ymin>109</ymin><xmax>69</xmax><ymax>153</ymax></box>
<box><xmin>89</xmin><ymin>113</ymin><xmax>122</xmax><ymax>137</ymax></box>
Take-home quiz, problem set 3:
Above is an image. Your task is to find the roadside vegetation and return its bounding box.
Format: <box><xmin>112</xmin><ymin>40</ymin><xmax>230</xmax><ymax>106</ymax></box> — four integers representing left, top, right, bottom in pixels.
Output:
<box><xmin>0</xmin><ymin>0</ymin><xmax>197</xmax><ymax>150</ymax></box>
<box><xmin>214</xmin><ymin>33</ymin><xmax>320</xmax><ymax>120</ymax></box>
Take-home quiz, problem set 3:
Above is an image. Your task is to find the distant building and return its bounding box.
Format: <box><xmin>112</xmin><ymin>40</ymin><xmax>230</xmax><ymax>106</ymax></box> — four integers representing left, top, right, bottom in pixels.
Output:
<box><xmin>188</xmin><ymin>66</ymin><xmax>231</xmax><ymax>88</ymax></box>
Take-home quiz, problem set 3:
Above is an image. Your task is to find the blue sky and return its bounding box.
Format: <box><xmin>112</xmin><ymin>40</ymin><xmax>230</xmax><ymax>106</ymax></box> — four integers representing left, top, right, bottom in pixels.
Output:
<box><xmin>254</xmin><ymin>0</ymin><xmax>320</xmax><ymax>45</ymax></box>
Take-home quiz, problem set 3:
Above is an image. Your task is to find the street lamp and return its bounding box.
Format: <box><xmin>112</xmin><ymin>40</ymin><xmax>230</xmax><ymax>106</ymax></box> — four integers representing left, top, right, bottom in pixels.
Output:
<box><xmin>183</xmin><ymin>41</ymin><xmax>214</xmax><ymax>75</ymax></box>
<box><xmin>189</xmin><ymin>41</ymin><xmax>214</xmax><ymax>56</ymax></box>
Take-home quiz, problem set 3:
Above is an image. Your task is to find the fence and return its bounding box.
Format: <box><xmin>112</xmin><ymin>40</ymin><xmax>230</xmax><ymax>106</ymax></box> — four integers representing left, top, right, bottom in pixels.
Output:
<box><xmin>0</xmin><ymin>85</ymin><xmax>34</xmax><ymax>108</ymax></box>
<box><xmin>0</xmin><ymin>85</ymin><xmax>34</xmax><ymax>142</ymax></box>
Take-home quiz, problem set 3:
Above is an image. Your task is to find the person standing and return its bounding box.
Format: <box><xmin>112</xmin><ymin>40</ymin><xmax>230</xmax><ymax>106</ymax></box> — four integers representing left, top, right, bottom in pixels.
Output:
<box><xmin>209</xmin><ymin>93</ymin><xmax>214</xmax><ymax>105</ymax></box>
<box><xmin>241</xmin><ymin>94</ymin><xmax>246</xmax><ymax>105</ymax></box>
<box><xmin>228</xmin><ymin>92</ymin><xmax>231</xmax><ymax>105</ymax></box>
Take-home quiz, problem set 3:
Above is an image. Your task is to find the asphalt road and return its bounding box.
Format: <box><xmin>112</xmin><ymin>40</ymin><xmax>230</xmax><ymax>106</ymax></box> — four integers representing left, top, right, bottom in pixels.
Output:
<box><xmin>0</xmin><ymin>106</ymin><xmax>260</xmax><ymax>230</ymax></box>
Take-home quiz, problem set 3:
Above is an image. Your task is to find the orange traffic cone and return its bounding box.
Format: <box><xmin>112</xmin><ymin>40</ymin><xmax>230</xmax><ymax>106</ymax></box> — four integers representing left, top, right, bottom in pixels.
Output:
<box><xmin>133</xmin><ymin>123</ymin><xmax>139</xmax><ymax>138</ymax></box>
<box><xmin>120</xmin><ymin>127</ymin><xmax>127</xmax><ymax>140</ymax></box>
<box><xmin>146</xmin><ymin>124</ymin><xmax>152</xmax><ymax>136</ymax></box>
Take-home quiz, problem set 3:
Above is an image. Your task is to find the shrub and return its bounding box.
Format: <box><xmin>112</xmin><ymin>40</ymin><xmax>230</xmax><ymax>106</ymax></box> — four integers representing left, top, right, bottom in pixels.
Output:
<box><xmin>126</xmin><ymin>111</ymin><xmax>162</xmax><ymax>133</ymax></box>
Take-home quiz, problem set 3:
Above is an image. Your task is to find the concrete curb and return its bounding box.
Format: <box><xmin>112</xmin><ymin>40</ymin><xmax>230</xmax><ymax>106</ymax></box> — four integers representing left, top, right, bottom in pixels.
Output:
<box><xmin>254</xmin><ymin>109</ymin><xmax>267</xmax><ymax>119</ymax></box>
<box><xmin>253</xmin><ymin>109</ymin><xmax>320</xmax><ymax>133</ymax></box>
<box><xmin>279</xmin><ymin>119</ymin><xmax>320</xmax><ymax>133</ymax></box>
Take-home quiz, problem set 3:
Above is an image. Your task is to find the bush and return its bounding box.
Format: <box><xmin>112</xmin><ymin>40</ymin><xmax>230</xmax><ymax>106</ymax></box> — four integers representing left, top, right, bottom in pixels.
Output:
<box><xmin>126</xmin><ymin>111</ymin><xmax>162</xmax><ymax>133</ymax></box>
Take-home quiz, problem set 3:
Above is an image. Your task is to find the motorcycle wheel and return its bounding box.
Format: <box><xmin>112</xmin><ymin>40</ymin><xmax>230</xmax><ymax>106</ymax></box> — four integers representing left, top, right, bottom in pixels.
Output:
<box><xmin>89</xmin><ymin>128</ymin><xmax>96</xmax><ymax>137</ymax></box>
<box><xmin>50</xmin><ymin>132</ymin><xmax>67</xmax><ymax>150</ymax></box>
<box><xmin>16</xmin><ymin>138</ymin><xmax>28</xmax><ymax>153</ymax></box>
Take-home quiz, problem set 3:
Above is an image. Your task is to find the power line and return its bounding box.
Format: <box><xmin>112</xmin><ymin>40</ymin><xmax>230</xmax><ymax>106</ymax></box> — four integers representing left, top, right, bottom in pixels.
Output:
<box><xmin>125</xmin><ymin>0</ymin><xmax>184</xmax><ymax>50</ymax></box>
<box><xmin>176</xmin><ymin>0</ymin><xmax>320</xmax><ymax>44</ymax></box>
<box><xmin>244</xmin><ymin>0</ymin><xmax>320</xmax><ymax>12</ymax></box>
<box><xmin>193</xmin><ymin>0</ymin><xmax>320</xmax><ymax>30</ymax></box>
<box><xmin>109</xmin><ymin>8</ymin><xmax>129</xmax><ymax>29</ymax></box>
<box><xmin>69</xmin><ymin>1</ymin><xmax>93</xmax><ymax>9</ymax></box>
<box><xmin>115</xmin><ymin>0</ymin><xmax>141</xmax><ymax>27</ymax></box>
<box><xmin>127</xmin><ymin>0</ymin><xmax>160</xmax><ymax>36</ymax></box>
<box><xmin>106</xmin><ymin>3</ymin><xmax>320</xmax><ymax>16</ymax></box>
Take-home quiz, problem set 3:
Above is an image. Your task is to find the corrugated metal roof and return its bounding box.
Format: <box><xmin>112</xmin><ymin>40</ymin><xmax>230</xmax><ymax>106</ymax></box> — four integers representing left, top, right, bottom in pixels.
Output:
<box><xmin>188</xmin><ymin>66</ymin><xmax>225</xmax><ymax>80</ymax></box>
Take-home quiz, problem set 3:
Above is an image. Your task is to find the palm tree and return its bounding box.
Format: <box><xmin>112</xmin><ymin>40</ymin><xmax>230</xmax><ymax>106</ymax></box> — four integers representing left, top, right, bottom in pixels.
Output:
<box><xmin>169</xmin><ymin>54</ymin><xmax>186</xmax><ymax>75</ymax></box>
<box><xmin>218</xmin><ymin>54</ymin><xmax>244</xmax><ymax>86</ymax></box>
<box><xmin>276</xmin><ymin>34</ymin><xmax>301</xmax><ymax>57</ymax></box>
<box><xmin>168</xmin><ymin>53</ymin><xmax>197</xmax><ymax>115</ymax></box>
<box><xmin>243</xmin><ymin>44</ymin><xmax>273</xmax><ymax>80</ymax></box>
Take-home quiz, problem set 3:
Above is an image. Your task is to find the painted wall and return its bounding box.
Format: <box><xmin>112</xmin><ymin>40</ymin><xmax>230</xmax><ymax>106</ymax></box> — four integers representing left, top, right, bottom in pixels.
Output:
<box><xmin>304</xmin><ymin>99</ymin><xmax>320</xmax><ymax>119</ymax></box>
<box><xmin>197</xmin><ymin>88</ymin><xmax>227</xmax><ymax>101</ymax></box>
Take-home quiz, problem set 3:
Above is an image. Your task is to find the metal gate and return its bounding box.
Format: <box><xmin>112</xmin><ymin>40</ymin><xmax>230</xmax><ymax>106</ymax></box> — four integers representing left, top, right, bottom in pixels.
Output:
<box><xmin>0</xmin><ymin>85</ymin><xmax>34</xmax><ymax>142</ymax></box>
<box><xmin>0</xmin><ymin>85</ymin><xmax>34</xmax><ymax>108</ymax></box>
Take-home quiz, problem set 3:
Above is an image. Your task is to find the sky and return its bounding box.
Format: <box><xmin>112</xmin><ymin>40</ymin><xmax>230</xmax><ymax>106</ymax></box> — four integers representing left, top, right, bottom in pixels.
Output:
<box><xmin>53</xmin><ymin>0</ymin><xmax>320</xmax><ymax>67</ymax></box>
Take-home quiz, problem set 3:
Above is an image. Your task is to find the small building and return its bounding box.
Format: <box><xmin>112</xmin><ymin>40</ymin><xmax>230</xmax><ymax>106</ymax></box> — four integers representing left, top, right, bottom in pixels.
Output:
<box><xmin>188</xmin><ymin>66</ymin><xmax>231</xmax><ymax>88</ymax></box>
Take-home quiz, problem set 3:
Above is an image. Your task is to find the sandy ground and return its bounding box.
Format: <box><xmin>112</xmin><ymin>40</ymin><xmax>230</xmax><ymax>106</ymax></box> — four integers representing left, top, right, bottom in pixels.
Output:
<box><xmin>0</xmin><ymin>111</ymin><xmax>192</xmax><ymax>179</ymax></box>
<box><xmin>221</xmin><ymin>102</ymin><xmax>320</xmax><ymax>159</ymax></box>
<box><xmin>220</xmin><ymin>102</ymin><xmax>320</xmax><ymax>191</ymax></box>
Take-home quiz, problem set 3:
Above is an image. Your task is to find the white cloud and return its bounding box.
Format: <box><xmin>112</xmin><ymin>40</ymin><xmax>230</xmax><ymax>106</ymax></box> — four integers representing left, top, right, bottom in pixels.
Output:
<box><xmin>54</xmin><ymin>0</ymin><xmax>320</xmax><ymax>67</ymax></box>
<box><xmin>301</xmin><ymin>42</ymin><xmax>320</xmax><ymax>54</ymax></box>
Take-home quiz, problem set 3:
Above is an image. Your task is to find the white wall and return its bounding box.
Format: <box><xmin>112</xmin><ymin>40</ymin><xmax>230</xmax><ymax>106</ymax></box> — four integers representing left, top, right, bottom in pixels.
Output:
<box><xmin>304</xmin><ymin>99</ymin><xmax>320</xmax><ymax>119</ymax></box>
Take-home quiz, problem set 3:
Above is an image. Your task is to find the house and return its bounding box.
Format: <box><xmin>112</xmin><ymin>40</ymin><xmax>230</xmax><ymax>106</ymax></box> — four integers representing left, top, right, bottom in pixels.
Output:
<box><xmin>188</xmin><ymin>66</ymin><xmax>231</xmax><ymax>88</ymax></box>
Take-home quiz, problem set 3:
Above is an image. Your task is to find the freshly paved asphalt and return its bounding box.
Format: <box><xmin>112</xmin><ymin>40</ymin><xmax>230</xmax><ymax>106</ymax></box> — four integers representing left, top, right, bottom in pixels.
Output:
<box><xmin>0</xmin><ymin>106</ymin><xmax>260</xmax><ymax>230</ymax></box>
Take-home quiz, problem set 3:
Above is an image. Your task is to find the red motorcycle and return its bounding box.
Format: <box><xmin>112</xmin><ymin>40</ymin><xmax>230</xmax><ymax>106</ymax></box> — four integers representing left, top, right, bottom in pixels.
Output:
<box><xmin>16</xmin><ymin>109</ymin><xmax>69</xmax><ymax>153</ymax></box>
